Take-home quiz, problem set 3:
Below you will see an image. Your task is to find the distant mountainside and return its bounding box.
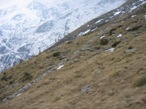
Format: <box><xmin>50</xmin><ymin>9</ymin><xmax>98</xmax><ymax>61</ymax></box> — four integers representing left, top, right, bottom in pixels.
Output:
<box><xmin>0</xmin><ymin>0</ymin><xmax>126</xmax><ymax>72</ymax></box>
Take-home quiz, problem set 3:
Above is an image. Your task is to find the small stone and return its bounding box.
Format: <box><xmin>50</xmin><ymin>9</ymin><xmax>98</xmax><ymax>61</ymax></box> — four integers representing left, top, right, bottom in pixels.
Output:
<box><xmin>125</xmin><ymin>48</ymin><xmax>136</xmax><ymax>53</ymax></box>
<box><xmin>81</xmin><ymin>47</ymin><xmax>93</xmax><ymax>52</ymax></box>
<box><xmin>73</xmin><ymin>50</ymin><xmax>80</xmax><ymax>57</ymax></box>
<box><xmin>126</xmin><ymin>25</ymin><xmax>142</xmax><ymax>31</ymax></box>
<box><xmin>74</xmin><ymin>59</ymin><xmax>79</xmax><ymax>62</ymax></box>
<box><xmin>2</xmin><ymin>98</ymin><xmax>7</xmax><ymax>102</ymax></box>
<box><xmin>81</xmin><ymin>84</ymin><xmax>93</xmax><ymax>93</ymax></box>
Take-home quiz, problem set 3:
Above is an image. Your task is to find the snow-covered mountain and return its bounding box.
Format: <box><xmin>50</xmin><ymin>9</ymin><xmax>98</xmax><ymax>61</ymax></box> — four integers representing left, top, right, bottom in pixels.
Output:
<box><xmin>0</xmin><ymin>0</ymin><xmax>126</xmax><ymax>72</ymax></box>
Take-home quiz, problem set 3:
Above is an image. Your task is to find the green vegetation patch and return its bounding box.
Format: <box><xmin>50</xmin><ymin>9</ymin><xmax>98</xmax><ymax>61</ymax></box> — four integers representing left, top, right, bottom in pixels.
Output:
<box><xmin>21</xmin><ymin>72</ymin><xmax>33</xmax><ymax>82</ymax></box>
<box><xmin>133</xmin><ymin>75</ymin><xmax>146</xmax><ymax>87</ymax></box>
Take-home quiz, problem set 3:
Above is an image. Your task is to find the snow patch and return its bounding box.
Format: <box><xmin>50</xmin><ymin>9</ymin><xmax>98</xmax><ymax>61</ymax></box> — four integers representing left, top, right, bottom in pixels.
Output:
<box><xmin>106</xmin><ymin>20</ymin><xmax>109</xmax><ymax>22</ymax></box>
<box><xmin>114</xmin><ymin>11</ymin><xmax>121</xmax><ymax>16</ymax></box>
<box><xmin>57</xmin><ymin>65</ymin><xmax>64</xmax><ymax>70</ymax></box>
<box><xmin>141</xmin><ymin>0</ymin><xmax>146</xmax><ymax>5</ymax></box>
<box><xmin>131</xmin><ymin>15</ymin><xmax>136</xmax><ymax>18</ymax></box>
<box><xmin>91</xmin><ymin>27</ymin><xmax>98</xmax><ymax>32</ymax></box>
<box><xmin>144</xmin><ymin>15</ymin><xmax>146</xmax><ymax>19</ymax></box>
<box><xmin>16</xmin><ymin>93</ymin><xmax>22</xmax><ymax>97</ymax></box>
<box><xmin>105</xmin><ymin>48</ymin><xmax>115</xmax><ymax>53</ymax></box>
<box><xmin>100</xmin><ymin>36</ymin><xmax>105</xmax><ymax>39</ymax></box>
<box><xmin>126</xmin><ymin>27</ymin><xmax>130</xmax><ymax>31</ymax></box>
<box><xmin>130</xmin><ymin>6</ymin><xmax>137</xmax><ymax>12</ymax></box>
<box><xmin>83</xmin><ymin>29</ymin><xmax>91</xmax><ymax>35</ymax></box>
<box><xmin>78</xmin><ymin>29</ymin><xmax>90</xmax><ymax>36</ymax></box>
<box><xmin>95</xmin><ymin>19</ymin><xmax>103</xmax><ymax>24</ymax></box>
<box><xmin>117</xmin><ymin>34</ymin><xmax>122</xmax><ymax>37</ymax></box>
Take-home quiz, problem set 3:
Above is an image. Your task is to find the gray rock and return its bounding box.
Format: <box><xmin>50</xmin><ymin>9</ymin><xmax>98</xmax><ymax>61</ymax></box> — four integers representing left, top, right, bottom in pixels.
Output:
<box><xmin>126</xmin><ymin>25</ymin><xmax>142</xmax><ymax>31</ymax></box>
<box><xmin>72</xmin><ymin>50</ymin><xmax>80</xmax><ymax>57</ymax></box>
<box><xmin>81</xmin><ymin>84</ymin><xmax>93</xmax><ymax>93</ymax></box>
<box><xmin>2</xmin><ymin>98</ymin><xmax>7</xmax><ymax>102</ymax></box>
<box><xmin>2</xmin><ymin>83</ymin><xmax>32</xmax><ymax>102</ymax></box>
<box><xmin>125</xmin><ymin>48</ymin><xmax>136</xmax><ymax>53</ymax></box>
<box><xmin>1</xmin><ymin>65</ymin><xmax>56</xmax><ymax>102</ymax></box>
<box><xmin>74</xmin><ymin>59</ymin><xmax>80</xmax><ymax>62</ymax></box>
<box><xmin>81</xmin><ymin>47</ymin><xmax>93</xmax><ymax>52</ymax></box>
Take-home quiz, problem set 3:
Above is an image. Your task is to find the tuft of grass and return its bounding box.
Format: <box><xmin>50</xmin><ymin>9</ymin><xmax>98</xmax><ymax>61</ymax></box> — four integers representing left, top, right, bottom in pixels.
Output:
<box><xmin>138</xmin><ymin>68</ymin><xmax>144</xmax><ymax>73</ymax></box>
<box><xmin>114</xmin><ymin>58</ymin><xmax>121</xmax><ymax>62</ymax></box>
<box><xmin>110</xmin><ymin>69</ymin><xmax>123</xmax><ymax>77</ymax></box>
<box><xmin>133</xmin><ymin>75</ymin><xmax>146</xmax><ymax>87</ymax></box>
<box><xmin>111</xmin><ymin>71</ymin><xmax>120</xmax><ymax>77</ymax></box>
<box><xmin>54</xmin><ymin>97</ymin><xmax>61</xmax><ymax>102</ymax></box>
<box><xmin>21</xmin><ymin>72</ymin><xmax>33</xmax><ymax>82</ymax></box>
<box><xmin>124</xmin><ymin>92</ymin><xmax>132</xmax><ymax>98</ymax></box>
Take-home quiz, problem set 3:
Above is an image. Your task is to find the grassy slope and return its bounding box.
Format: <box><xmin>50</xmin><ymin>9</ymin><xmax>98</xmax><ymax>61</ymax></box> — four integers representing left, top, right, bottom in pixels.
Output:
<box><xmin>0</xmin><ymin>2</ymin><xmax>146</xmax><ymax>109</ymax></box>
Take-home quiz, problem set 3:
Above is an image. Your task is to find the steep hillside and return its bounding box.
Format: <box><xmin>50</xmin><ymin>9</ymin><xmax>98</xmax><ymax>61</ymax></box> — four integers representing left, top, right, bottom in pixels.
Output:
<box><xmin>0</xmin><ymin>0</ymin><xmax>146</xmax><ymax>109</ymax></box>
